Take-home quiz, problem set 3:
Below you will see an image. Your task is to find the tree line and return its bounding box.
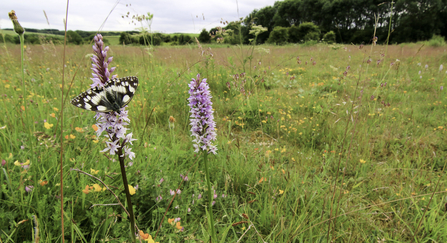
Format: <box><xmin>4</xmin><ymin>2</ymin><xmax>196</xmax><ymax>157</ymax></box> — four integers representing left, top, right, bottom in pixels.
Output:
<box><xmin>0</xmin><ymin>29</ymin><xmax>132</xmax><ymax>45</ymax></box>
<box><xmin>118</xmin><ymin>32</ymin><xmax>197</xmax><ymax>45</ymax></box>
<box><xmin>204</xmin><ymin>0</ymin><xmax>447</xmax><ymax>45</ymax></box>
<box><xmin>237</xmin><ymin>0</ymin><xmax>447</xmax><ymax>44</ymax></box>
<box><xmin>0</xmin><ymin>29</ymin><xmax>197</xmax><ymax>46</ymax></box>
<box><xmin>2</xmin><ymin>0</ymin><xmax>446</xmax><ymax>46</ymax></box>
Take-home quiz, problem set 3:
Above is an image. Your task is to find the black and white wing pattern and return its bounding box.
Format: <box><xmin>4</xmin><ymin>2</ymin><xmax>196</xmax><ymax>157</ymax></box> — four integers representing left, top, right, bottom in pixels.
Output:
<box><xmin>71</xmin><ymin>76</ymin><xmax>138</xmax><ymax>112</ymax></box>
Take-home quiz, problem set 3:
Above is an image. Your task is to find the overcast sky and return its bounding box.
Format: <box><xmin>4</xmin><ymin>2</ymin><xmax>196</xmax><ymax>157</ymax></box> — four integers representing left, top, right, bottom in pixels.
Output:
<box><xmin>1</xmin><ymin>0</ymin><xmax>278</xmax><ymax>34</ymax></box>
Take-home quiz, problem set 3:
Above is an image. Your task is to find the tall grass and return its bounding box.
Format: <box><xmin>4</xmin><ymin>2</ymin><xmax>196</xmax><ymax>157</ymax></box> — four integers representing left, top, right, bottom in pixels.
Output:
<box><xmin>1</xmin><ymin>41</ymin><xmax>447</xmax><ymax>242</ymax></box>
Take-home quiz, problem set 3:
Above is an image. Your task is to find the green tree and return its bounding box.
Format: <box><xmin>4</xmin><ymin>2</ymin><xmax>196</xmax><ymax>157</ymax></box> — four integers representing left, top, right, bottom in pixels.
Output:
<box><xmin>74</xmin><ymin>30</ymin><xmax>90</xmax><ymax>38</ymax></box>
<box><xmin>66</xmin><ymin>30</ymin><xmax>83</xmax><ymax>45</ymax></box>
<box><xmin>161</xmin><ymin>34</ymin><xmax>171</xmax><ymax>43</ymax></box>
<box><xmin>198</xmin><ymin>29</ymin><xmax>211</xmax><ymax>43</ymax></box>
<box><xmin>222</xmin><ymin>21</ymin><xmax>246</xmax><ymax>44</ymax></box>
<box><xmin>267</xmin><ymin>26</ymin><xmax>289</xmax><ymax>44</ymax></box>
<box><xmin>245</xmin><ymin>5</ymin><xmax>277</xmax><ymax>44</ymax></box>
<box><xmin>119</xmin><ymin>32</ymin><xmax>133</xmax><ymax>45</ymax></box>
<box><xmin>178</xmin><ymin>34</ymin><xmax>192</xmax><ymax>45</ymax></box>
<box><xmin>272</xmin><ymin>0</ymin><xmax>298</xmax><ymax>27</ymax></box>
<box><xmin>394</xmin><ymin>0</ymin><xmax>445</xmax><ymax>43</ymax></box>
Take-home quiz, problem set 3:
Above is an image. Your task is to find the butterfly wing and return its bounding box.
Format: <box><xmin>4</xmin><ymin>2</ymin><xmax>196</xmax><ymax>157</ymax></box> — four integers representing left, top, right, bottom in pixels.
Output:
<box><xmin>109</xmin><ymin>76</ymin><xmax>139</xmax><ymax>110</ymax></box>
<box><xmin>70</xmin><ymin>76</ymin><xmax>139</xmax><ymax>112</ymax></box>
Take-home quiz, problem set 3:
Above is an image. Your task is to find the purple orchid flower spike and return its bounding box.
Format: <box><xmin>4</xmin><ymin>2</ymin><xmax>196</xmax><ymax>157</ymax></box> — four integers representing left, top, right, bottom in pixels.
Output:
<box><xmin>187</xmin><ymin>74</ymin><xmax>217</xmax><ymax>154</ymax></box>
<box><xmin>85</xmin><ymin>34</ymin><xmax>136</xmax><ymax>161</ymax></box>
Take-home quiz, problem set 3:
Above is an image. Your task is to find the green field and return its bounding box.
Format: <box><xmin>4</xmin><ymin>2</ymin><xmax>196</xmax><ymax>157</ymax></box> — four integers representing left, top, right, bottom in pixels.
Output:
<box><xmin>1</xmin><ymin>42</ymin><xmax>447</xmax><ymax>242</ymax></box>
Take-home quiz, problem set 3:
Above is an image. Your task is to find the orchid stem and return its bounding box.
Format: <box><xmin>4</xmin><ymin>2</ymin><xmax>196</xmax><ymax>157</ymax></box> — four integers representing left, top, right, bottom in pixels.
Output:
<box><xmin>204</xmin><ymin>151</ymin><xmax>217</xmax><ymax>242</ymax></box>
<box><xmin>118</xmin><ymin>145</ymin><xmax>136</xmax><ymax>242</ymax></box>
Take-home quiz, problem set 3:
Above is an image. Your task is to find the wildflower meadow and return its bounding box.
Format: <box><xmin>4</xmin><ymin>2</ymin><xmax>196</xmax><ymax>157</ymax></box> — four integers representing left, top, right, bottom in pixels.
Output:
<box><xmin>2</xmin><ymin>12</ymin><xmax>447</xmax><ymax>243</ymax></box>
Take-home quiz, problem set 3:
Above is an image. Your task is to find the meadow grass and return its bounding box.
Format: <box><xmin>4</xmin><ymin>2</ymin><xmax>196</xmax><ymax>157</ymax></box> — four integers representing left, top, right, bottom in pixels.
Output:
<box><xmin>1</xmin><ymin>42</ymin><xmax>447</xmax><ymax>242</ymax></box>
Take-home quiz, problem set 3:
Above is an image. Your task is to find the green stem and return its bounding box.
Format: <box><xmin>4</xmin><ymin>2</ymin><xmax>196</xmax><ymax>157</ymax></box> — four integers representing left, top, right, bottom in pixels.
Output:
<box><xmin>118</xmin><ymin>144</ymin><xmax>136</xmax><ymax>242</ymax></box>
<box><xmin>204</xmin><ymin>151</ymin><xmax>217</xmax><ymax>242</ymax></box>
<box><xmin>19</xmin><ymin>33</ymin><xmax>25</xmax><ymax>114</ymax></box>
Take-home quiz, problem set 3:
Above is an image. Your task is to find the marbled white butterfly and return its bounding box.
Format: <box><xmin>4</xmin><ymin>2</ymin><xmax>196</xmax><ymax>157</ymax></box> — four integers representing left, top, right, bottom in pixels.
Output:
<box><xmin>71</xmin><ymin>76</ymin><xmax>138</xmax><ymax>112</ymax></box>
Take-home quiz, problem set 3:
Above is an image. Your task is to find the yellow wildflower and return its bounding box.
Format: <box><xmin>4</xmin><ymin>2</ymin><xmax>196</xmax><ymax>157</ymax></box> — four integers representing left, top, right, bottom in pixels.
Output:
<box><xmin>93</xmin><ymin>184</ymin><xmax>102</xmax><ymax>192</ymax></box>
<box><xmin>44</xmin><ymin>122</ymin><xmax>53</xmax><ymax>129</ymax></box>
<box><xmin>128</xmin><ymin>185</ymin><xmax>136</xmax><ymax>195</ymax></box>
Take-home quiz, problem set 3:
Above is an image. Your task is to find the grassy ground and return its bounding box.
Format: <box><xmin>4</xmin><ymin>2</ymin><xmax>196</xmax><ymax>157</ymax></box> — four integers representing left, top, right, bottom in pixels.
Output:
<box><xmin>1</xmin><ymin>42</ymin><xmax>447</xmax><ymax>242</ymax></box>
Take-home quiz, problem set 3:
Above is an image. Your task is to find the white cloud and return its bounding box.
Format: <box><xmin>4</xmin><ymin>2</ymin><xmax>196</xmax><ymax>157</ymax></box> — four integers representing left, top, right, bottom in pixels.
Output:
<box><xmin>1</xmin><ymin>0</ymin><xmax>276</xmax><ymax>33</ymax></box>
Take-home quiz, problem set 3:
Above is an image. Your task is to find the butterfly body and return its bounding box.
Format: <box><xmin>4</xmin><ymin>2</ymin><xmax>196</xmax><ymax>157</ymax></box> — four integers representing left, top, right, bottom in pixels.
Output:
<box><xmin>71</xmin><ymin>76</ymin><xmax>138</xmax><ymax>112</ymax></box>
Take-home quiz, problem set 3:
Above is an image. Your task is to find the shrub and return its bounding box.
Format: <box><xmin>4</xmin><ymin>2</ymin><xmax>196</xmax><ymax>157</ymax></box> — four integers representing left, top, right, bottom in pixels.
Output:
<box><xmin>139</xmin><ymin>34</ymin><xmax>162</xmax><ymax>46</ymax></box>
<box><xmin>198</xmin><ymin>29</ymin><xmax>211</xmax><ymax>43</ymax></box>
<box><xmin>288</xmin><ymin>25</ymin><xmax>300</xmax><ymax>43</ymax></box>
<box><xmin>13</xmin><ymin>34</ymin><xmax>41</xmax><ymax>44</ymax></box>
<box><xmin>298</xmin><ymin>22</ymin><xmax>320</xmax><ymax>41</ymax></box>
<box><xmin>0</xmin><ymin>33</ymin><xmax>14</xmax><ymax>43</ymax></box>
<box><xmin>178</xmin><ymin>34</ymin><xmax>192</xmax><ymax>45</ymax></box>
<box><xmin>119</xmin><ymin>32</ymin><xmax>134</xmax><ymax>45</ymax></box>
<box><xmin>323</xmin><ymin>31</ymin><xmax>336</xmax><ymax>44</ymax></box>
<box><xmin>304</xmin><ymin>32</ymin><xmax>320</xmax><ymax>42</ymax></box>
<box><xmin>267</xmin><ymin>26</ymin><xmax>288</xmax><ymax>45</ymax></box>
<box><xmin>66</xmin><ymin>30</ymin><xmax>83</xmax><ymax>45</ymax></box>
<box><xmin>427</xmin><ymin>34</ymin><xmax>446</xmax><ymax>47</ymax></box>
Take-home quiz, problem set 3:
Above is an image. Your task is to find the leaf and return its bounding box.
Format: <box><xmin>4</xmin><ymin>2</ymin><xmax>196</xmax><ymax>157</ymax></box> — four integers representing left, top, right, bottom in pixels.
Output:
<box><xmin>219</xmin><ymin>224</ymin><xmax>233</xmax><ymax>243</ymax></box>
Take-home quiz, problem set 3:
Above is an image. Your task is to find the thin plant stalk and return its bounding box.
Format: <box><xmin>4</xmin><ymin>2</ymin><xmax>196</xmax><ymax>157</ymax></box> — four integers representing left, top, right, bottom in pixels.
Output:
<box><xmin>19</xmin><ymin>33</ymin><xmax>25</xmax><ymax>110</ymax></box>
<box><xmin>117</xmin><ymin>144</ymin><xmax>136</xmax><ymax>242</ymax></box>
<box><xmin>60</xmin><ymin>2</ymin><xmax>70</xmax><ymax>241</ymax></box>
<box><xmin>203</xmin><ymin>151</ymin><xmax>217</xmax><ymax>242</ymax></box>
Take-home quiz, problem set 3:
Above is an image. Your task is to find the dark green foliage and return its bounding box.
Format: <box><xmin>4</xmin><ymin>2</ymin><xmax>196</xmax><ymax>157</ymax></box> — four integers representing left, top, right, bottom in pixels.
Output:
<box><xmin>152</xmin><ymin>33</ymin><xmax>163</xmax><ymax>46</ymax></box>
<box><xmin>267</xmin><ymin>26</ymin><xmax>289</xmax><ymax>45</ymax></box>
<box><xmin>198</xmin><ymin>29</ymin><xmax>211</xmax><ymax>43</ymax></box>
<box><xmin>161</xmin><ymin>34</ymin><xmax>171</xmax><ymax>43</ymax></box>
<box><xmin>0</xmin><ymin>33</ymin><xmax>14</xmax><ymax>43</ymax></box>
<box><xmin>243</xmin><ymin>0</ymin><xmax>447</xmax><ymax>44</ymax></box>
<box><xmin>119</xmin><ymin>32</ymin><xmax>136</xmax><ymax>45</ymax></box>
<box><xmin>245</xmin><ymin>5</ymin><xmax>277</xmax><ymax>44</ymax></box>
<box><xmin>13</xmin><ymin>34</ymin><xmax>41</xmax><ymax>44</ymax></box>
<box><xmin>288</xmin><ymin>25</ymin><xmax>300</xmax><ymax>43</ymax></box>
<box><xmin>74</xmin><ymin>30</ymin><xmax>91</xmax><ymax>39</ymax></box>
<box><xmin>393</xmin><ymin>0</ymin><xmax>445</xmax><ymax>43</ymax></box>
<box><xmin>304</xmin><ymin>31</ymin><xmax>320</xmax><ymax>42</ymax></box>
<box><xmin>139</xmin><ymin>35</ymin><xmax>150</xmax><ymax>46</ymax></box>
<box><xmin>176</xmin><ymin>34</ymin><xmax>192</xmax><ymax>45</ymax></box>
<box><xmin>42</xmin><ymin>35</ymin><xmax>64</xmax><ymax>44</ymax></box>
<box><xmin>66</xmin><ymin>30</ymin><xmax>83</xmax><ymax>45</ymax></box>
<box><xmin>223</xmin><ymin>21</ymin><xmax>248</xmax><ymax>44</ymax></box>
<box><xmin>139</xmin><ymin>34</ymin><xmax>162</xmax><ymax>46</ymax></box>
<box><xmin>298</xmin><ymin>22</ymin><xmax>320</xmax><ymax>41</ymax></box>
